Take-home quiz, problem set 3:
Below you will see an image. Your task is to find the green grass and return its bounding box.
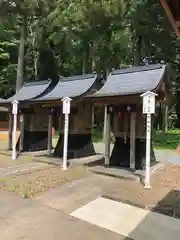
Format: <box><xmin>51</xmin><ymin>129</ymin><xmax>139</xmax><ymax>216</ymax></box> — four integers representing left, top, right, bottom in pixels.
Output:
<box><xmin>91</xmin><ymin>124</ymin><xmax>103</xmax><ymax>142</ymax></box>
<box><xmin>152</xmin><ymin>129</ymin><xmax>180</xmax><ymax>150</ymax></box>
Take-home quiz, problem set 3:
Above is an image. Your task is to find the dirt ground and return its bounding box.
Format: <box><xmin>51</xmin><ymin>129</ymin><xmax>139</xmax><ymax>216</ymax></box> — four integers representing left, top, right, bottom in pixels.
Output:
<box><xmin>1</xmin><ymin>144</ymin><xmax>180</xmax><ymax>219</ymax></box>
<box><xmin>104</xmin><ymin>163</ymin><xmax>180</xmax><ymax>218</ymax></box>
<box><xmin>0</xmin><ymin>154</ymin><xmax>33</xmax><ymax>168</ymax></box>
<box><xmin>0</xmin><ymin>165</ymin><xmax>90</xmax><ymax>198</ymax></box>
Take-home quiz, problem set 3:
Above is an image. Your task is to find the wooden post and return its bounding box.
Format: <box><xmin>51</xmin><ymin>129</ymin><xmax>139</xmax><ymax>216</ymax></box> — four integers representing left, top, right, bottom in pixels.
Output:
<box><xmin>103</xmin><ymin>105</ymin><xmax>107</xmax><ymax>142</ymax></box>
<box><xmin>145</xmin><ymin>113</ymin><xmax>152</xmax><ymax>188</ymax></box>
<box><xmin>8</xmin><ymin>112</ymin><xmax>13</xmax><ymax>150</ymax></box>
<box><xmin>92</xmin><ymin>106</ymin><xmax>95</xmax><ymax>125</ymax></box>
<box><xmin>130</xmin><ymin>112</ymin><xmax>136</xmax><ymax>170</ymax></box>
<box><xmin>164</xmin><ymin>104</ymin><xmax>168</xmax><ymax>132</ymax></box>
<box><xmin>19</xmin><ymin>113</ymin><xmax>25</xmax><ymax>152</ymax></box>
<box><xmin>47</xmin><ymin>109</ymin><xmax>53</xmax><ymax>155</ymax></box>
<box><xmin>104</xmin><ymin>105</ymin><xmax>111</xmax><ymax>165</ymax></box>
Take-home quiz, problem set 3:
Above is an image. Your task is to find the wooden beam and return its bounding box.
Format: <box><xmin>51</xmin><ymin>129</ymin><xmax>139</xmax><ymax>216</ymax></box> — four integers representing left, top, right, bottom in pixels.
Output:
<box><xmin>104</xmin><ymin>106</ymin><xmax>111</xmax><ymax>165</ymax></box>
<box><xmin>160</xmin><ymin>0</ymin><xmax>180</xmax><ymax>38</ymax></box>
<box><xmin>130</xmin><ymin>112</ymin><xmax>136</xmax><ymax>170</ymax></box>
<box><xmin>89</xmin><ymin>95</ymin><xmax>142</xmax><ymax>105</ymax></box>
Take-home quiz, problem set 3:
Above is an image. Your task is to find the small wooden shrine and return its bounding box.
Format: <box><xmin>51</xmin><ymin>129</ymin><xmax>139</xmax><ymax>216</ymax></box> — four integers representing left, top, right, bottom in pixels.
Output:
<box><xmin>1</xmin><ymin>74</ymin><xmax>101</xmax><ymax>158</ymax></box>
<box><xmin>32</xmin><ymin>73</ymin><xmax>101</xmax><ymax>158</ymax></box>
<box><xmin>86</xmin><ymin>64</ymin><xmax>170</xmax><ymax>169</ymax></box>
<box><xmin>160</xmin><ymin>0</ymin><xmax>180</xmax><ymax>37</ymax></box>
<box><xmin>0</xmin><ymin>64</ymin><xmax>171</xmax><ymax>170</ymax></box>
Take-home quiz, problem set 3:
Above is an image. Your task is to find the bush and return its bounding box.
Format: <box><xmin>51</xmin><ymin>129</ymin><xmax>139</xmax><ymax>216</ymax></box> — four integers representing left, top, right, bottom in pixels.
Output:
<box><xmin>152</xmin><ymin>129</ymin><xmax>180</xmax><ymax>149</ymax></box>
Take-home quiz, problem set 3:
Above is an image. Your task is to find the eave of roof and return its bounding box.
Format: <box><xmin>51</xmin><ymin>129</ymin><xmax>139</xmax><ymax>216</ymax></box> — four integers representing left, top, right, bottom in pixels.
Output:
<box><xmin>89</xmin><ymin>64</ymin><xmax>166</xmax><ymax>98</ymax></box>
<box><xmin>0</xmin><ymin>80</ymin><xmax>52</xmax><ymax>105</ymax></box>
<box><xmin>32</xmin><ymin>73</ymin><xmax>98</xmax><ymax>102</ymax></box>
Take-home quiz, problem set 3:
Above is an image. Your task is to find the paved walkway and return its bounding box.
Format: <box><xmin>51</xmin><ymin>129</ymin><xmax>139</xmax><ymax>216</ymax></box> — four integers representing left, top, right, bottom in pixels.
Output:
<box><xmin>34</xmin><ymin>174</ymin><xmax>120</xmax><ymax>214</ymax></box>
<box><xmin>1</xmin><ymin>172</ymin><xmax>180</xmax><ymax>240</ymax></box>
<box><xmin>71</xmin><ymin>196</ymin><xmax>180</xmax><ymax>240</ymax></box>
<box><xmin>0</xmin><ymin>189</ymin><xmax>125</xmax><ymax>240</ymax></box>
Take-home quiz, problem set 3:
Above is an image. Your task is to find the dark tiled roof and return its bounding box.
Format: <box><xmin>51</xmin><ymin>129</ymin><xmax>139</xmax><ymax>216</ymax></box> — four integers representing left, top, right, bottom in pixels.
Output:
<box><xmin>91</xmin><ymin>64</ymin><xmax>166</xmax><ymax>98</ymax></box>
<box><xmin>34</xmin><ymin>74</ymin><xmax>98</xmax><ymax>101</ymax></box>
<box><xmin>1</xmin><ymin>80</ymin><xmax>51</xmax><ymax>103</ymax></box>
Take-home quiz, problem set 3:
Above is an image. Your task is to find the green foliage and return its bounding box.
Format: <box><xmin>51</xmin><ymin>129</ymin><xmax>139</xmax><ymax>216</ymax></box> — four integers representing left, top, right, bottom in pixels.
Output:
<box><xmin>0</xmin><ymin>0</ymin><xmax>179</xmax><ymax>130</ymax></box>
<box><xmin>153</xmin><ymin>130</ymin><xmax>180</xmax><ymax>149</ymax></box>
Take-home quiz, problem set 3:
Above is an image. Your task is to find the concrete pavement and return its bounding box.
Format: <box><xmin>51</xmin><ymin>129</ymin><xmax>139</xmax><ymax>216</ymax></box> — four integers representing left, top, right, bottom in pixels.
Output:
<box><xmin>71</xmin><ymin>196</ymin><xmax>180</xmax><ymax>240</ymax></box>
<box><xmin>34</xmin><ymin>174</ymin><xmax>121</xmax><ymax>214</ymax></box>
<box><xmin>0</xmin><ymin>189</ymin><xmax>125</xmax><ymax>240</ymax></box>
<box><xmin>1</xmin><ymin>172</ymin><xmax>180</xmax><ymax>239</ymax></box>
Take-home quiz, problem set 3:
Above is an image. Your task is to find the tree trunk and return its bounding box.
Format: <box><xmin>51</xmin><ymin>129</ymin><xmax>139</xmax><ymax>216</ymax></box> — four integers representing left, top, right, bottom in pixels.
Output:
<box><xmin>16</xmin><ymin>16</ymin><xmax>27</xmax><ymax>92</ymax></box>
<box><xmin>135</xmin><ymin>36</ymin><xmax>142</xmax><ymax>66</ymax></box>
<box><xmin>91</xmin><ymin>40</ymin><xmax>95</xmax><ymax>72</ymax></box>
<box><xmin>82</xmin><ymin>42</ymin><xmax>89</xmax><ymax>74</ymax></box>
<box><xmin>30</xmin><ymin>19</ymin><xmax>38</xmax><ymax>80</ymax></box>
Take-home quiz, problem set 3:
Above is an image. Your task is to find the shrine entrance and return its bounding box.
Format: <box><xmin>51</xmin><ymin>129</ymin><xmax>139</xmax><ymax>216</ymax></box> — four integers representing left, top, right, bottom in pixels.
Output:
<box><xmin>53</xmin><ymin>103</ymin><xmax>95</xmax><ymax>159</ymax></box>
<box><xmin>107</xmin><ymin>104</ymin><xmax>155</xmax><ymax>170</ymax></box>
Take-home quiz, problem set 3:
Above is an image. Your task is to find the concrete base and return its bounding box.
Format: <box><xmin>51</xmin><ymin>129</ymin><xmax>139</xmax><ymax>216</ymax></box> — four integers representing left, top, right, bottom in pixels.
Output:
<box><xmin>90</xmin><ymin>165</ymin><xmax>140</xmax><ymax>181</ymax></box>
<box><xmin>89</xmin><ymin>161</ymin><xmax>164</xmax><ymax>182</ymax></box>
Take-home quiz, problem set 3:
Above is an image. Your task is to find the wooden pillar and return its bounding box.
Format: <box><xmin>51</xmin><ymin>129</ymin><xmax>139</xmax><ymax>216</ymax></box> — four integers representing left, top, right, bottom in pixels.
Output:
<box><xmin>92</xmin><ymin>106</ymin><xmax>95</xmax><ymax>125</ymax></box>
<box><xmin>164</xmin><ymin>104</ymin><xmax>168</xmax><ymax>132</ymax></box>
<box><xmin>8</xmin><ymin>112</ymin><xmax>13</xmax><ymax>150</ymax></box>
<box><xmin>19</xmin><ymin>113</ymin><xmax>25</xmax><ymax>152</ymax></box>
<box><xmin>104</xmin><ymin>105</ymin><xmax>111</xmax><ymax>165</ymax></box>
<box><xmin>130</xmin><ymin>112</ymin><xmax>136</xmax><ymax>170</ymax></box>
<box><xmin>103</xmin><ymin>105</ymin><xmax>107</xmax><ymax>142</ymax></box>
<box><xmin>47</xmin><ymin>109</ymin><xmax>53</xmax><ymax>155</ymax></box>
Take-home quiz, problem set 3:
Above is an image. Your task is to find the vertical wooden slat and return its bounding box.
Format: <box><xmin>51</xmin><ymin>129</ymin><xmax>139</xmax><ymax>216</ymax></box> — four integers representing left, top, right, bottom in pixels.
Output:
<box><xmin>104</xmin><ymin>106</ymin><xmax>111</xmax><ymax>165</ymax></box>
<box><xmin>130</xmin><ymin>112</ymin><xmax>136</xmax><ymax>170</ymax></box>
<box><xmin>8</xmin><ymin>112</ymin><xmax>13</xmax><ymax>150</ymax></box>
<box><xmin>19</xmin><ymin>113</ymin><xmax>25</xmax><ymax>152</ymax></box>
<box><xmin>164</xmin><ymin>104</ymin><xmax>168</xmax><ymax>132</ymax></box>
<box><xmin>47</xmin><ymin>109</ymin><xmax>53</xmax><ymax>155</ymax></box>
<box><xmin>103</xmin><ymin>105</ymin><xmax>107</xmax><ymax>142</ymax></box>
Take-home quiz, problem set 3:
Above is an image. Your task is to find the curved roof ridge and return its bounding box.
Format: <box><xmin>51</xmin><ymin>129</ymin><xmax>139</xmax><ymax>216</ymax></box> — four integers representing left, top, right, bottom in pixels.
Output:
<box><xmin>90</xmin><ymin>64</ymin><xmax>167</xmax><ymax>98</ymax></box>
<box><xmin>111</xmin><ymin>64</ymin><xmax>164</xmax><ymax>76</ymax></box>
<box><xmin>1</xmin><ymin>79</ymin><xmax>52</xmax><ymax>104</ymax></box>
<box><xmin>60</xmin><ymin>73</ymin><xmax>97</xmax><ymax>82</ymax></box>
<box><xmin>32</xmin><ymin>73</ymin><xmax>99</xmax><ymax>102</ymax></box>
